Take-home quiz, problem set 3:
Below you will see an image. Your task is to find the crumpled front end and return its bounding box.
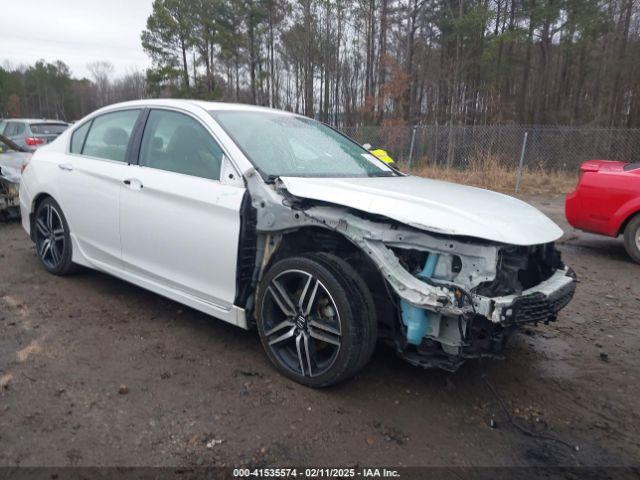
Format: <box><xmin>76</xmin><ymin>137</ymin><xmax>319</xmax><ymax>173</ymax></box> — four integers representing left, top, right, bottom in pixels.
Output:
<box><xmin>393</xmin><ymin>246</ymin><xmax>576</xmax><ymax>371</ymax></box>
<box><xmin>0</xmin><ymin>147</ymin><xmax>29</xmax><ymax>221</ymax></box>
<box><xmin>244</xmin><ymin>171</ymin><xmax>577</xmax><ymax>372</ymax></box>
<box><xmin>0</xmin><ymin>174</ymin><xmax>20</xmax><ymax>221</ymax></box>
<box><xmin>298</xmin><ymin>206</ymin><xmax>577</xmax><ymax>371</ymax></box>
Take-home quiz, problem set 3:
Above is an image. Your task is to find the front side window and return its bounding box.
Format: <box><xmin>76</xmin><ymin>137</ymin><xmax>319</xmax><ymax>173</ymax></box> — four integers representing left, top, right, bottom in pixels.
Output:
<box><xmin>139</xmin><ymin>110</ymin><xmax>223</xmax><ymax>181</ymax></box>
<box><xmin>210</xmin><ymin>111</ymin><xmax>394</xmax><ymax>179</ymax></box>
<box><xmin>82</xmin><ymin>110</ymin><xmax>140</xmax><ymax>162</ymax></box>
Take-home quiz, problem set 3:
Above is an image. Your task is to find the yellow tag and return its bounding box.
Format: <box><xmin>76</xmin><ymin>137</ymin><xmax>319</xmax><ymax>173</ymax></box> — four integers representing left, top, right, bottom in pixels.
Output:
<box><xmin>370</xmin><ymin>149</ymin><xmax>394</xmax><ymax>164</ymax></box>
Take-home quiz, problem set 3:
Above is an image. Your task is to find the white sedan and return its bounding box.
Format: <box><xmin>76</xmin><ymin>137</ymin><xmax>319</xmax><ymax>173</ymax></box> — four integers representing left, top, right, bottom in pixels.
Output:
<box><xmin>19</xmin><ymin>100</ymin><xmax>576</xmax><ymax>387</ymax></box>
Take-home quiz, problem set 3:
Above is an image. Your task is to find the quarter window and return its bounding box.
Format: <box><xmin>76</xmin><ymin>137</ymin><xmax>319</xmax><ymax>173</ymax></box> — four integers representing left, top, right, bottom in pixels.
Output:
<box><xmin>82</xmin><ymin>110</ymin><xmax>140</xmax><ymax>162</ymax></box>
<box><xmin>70</xmin><ymin>121</ymin><xmax>91</xmax><ymax>153</ymax></box>
<box><xmin>139</xmin><ymin>110</ymin><xmax>223</xmax><ymax>181</ymax></box>
<box><xmin>4</xmin><ymin>122</ymin><xmax>17</xmax><ymax>136</ymax></box>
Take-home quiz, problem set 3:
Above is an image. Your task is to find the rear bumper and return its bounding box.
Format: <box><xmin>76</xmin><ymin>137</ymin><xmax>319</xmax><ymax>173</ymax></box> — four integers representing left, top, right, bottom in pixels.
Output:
<box><xmin>564</xmin><ymin>190</ymin><xmax>580</xmax><ymax>228</ymax></box>
<box><xmin>565</xmin><ymin>188</ymin><xmax>620</xmax><ymax>237</ymax></box>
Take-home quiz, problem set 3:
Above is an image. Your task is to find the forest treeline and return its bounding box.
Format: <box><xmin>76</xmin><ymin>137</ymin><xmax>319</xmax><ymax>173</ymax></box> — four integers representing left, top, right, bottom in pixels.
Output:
<box><xmin>2</xmin><ymin>0</ymin><xmax>639</xmax><ymax>127</ymax></box>
<box><xmin>0</xmin><ymin>61</ymin><xmax>146</xmax><ymax>122</ymax></box>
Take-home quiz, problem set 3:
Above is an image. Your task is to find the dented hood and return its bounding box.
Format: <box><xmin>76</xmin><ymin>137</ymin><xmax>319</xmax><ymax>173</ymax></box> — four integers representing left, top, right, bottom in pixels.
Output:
<box><xmin>280</xmin><ymin>175</ymin><xmax>563</xmax><ymax>246</ymax></box>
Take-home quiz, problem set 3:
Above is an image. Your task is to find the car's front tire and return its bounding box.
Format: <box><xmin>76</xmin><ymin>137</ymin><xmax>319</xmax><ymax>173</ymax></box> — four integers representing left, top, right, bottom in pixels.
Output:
<box><xmin>623</xmin><ymin>213</ymin><xmax>640</xmax><ymax>264</ymax></box>
<box><xmin>33</xmin><ymin>197</ymin><xmax>76</xmax><ymax>275</ymax></box>
<box><xmin>256</xmin><ymin>253</ymin><xmax>377</xmax><ymax>387</ymax></box>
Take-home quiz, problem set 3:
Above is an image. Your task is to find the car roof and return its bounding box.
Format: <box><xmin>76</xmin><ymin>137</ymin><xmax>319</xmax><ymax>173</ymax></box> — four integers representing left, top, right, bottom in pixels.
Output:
<box><xmin>1</xmin><ymin>119</ymin><xmax>69</xmax><ymax>124</ymax></box>
<box><xmin>95</xmin><ymin>99</ymin><xmax>297</xmax><ymax>116</ymax></box>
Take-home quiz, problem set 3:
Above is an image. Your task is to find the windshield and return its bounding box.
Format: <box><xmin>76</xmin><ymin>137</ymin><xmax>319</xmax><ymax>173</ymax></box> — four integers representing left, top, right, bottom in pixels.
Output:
<box><xmin>210</xmin><ymin>111</ymin><xmax>395</xmax><ymax>179</ymax></box>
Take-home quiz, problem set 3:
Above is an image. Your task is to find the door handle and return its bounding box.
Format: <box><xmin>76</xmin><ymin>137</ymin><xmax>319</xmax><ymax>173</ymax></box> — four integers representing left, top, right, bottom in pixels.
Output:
<box><xmin>58</xmin><ymin>163</ymin><xmax>73</xmax><ymax>171</ymax></box>
<box><xmin>123</xmin><ymin>178</ymin><xmax>143</xmax><ymax>190</ymax></box>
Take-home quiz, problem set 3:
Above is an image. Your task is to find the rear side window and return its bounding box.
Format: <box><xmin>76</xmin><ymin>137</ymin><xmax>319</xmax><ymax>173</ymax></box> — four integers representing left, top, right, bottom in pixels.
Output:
<box><xmin>138</xmin><ymin>109</ymin><xmax>223</xmax><ymax>180</ymax></box>
<box><xmin>30</xmin><ymin>123</ymin><xmax>68</xmax><ymax>135</ymax></box>
<box><xmin>82</xmin><ymin>110</ymin><xmax>140</xmax><ymax>162</ymax></box>
<box><xmin>70</xmin><ymin>122</ymin><xmax>92</xmax><ymax>153</ymax></box>
<box><xmin>13</xmin><ymin>123</ymin><xmax>25</xmax><ymax>135</ymax></box>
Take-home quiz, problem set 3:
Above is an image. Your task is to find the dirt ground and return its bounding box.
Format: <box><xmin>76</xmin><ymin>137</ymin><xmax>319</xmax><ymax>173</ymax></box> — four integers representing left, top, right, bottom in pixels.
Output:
<box><xmin>0</xmin><ymin>194</ymin><xmax>639</xmax><ymax>469</ymax></box>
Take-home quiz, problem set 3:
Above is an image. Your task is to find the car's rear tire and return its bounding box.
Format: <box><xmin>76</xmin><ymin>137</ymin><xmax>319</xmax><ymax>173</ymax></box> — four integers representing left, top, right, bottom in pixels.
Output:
<box><xmin>623</xmin><ymin>213</ymin><xmax>640</xmax><ymax>264</ymax></box>
<box><xmin>255</xmin><ymin>253</ymin><xmax>377</xmax><ymax>388</ymax></box>
<box><xmin>33</xmin><ymin>197</ymin><xmax>77</xmax><ymax>275</ymax></box>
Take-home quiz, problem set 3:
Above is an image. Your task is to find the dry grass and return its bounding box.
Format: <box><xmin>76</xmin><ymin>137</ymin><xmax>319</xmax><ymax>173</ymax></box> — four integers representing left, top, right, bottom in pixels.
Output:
<box><xmin>408</xmin><ymin>155</ymin><xmax>578</xmax><ymax>195</ymax></box>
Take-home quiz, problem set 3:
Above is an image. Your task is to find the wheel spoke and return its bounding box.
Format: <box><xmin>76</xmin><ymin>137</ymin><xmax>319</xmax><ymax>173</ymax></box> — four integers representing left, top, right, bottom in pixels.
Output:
<box><xmin>308</xmin><ymin>324</ymin><xmax>341</xmax><ymax>346</ymax></box>
<box><xmin>52</xmin><ymin>228</ymin><xmax>65</xmax><ymax>241</ymax></box>
<box><xmin>295</xmin><ymin>333</ymin><xmax>307</xmax><ymax>376</ymax></box>
<box><xmin>50</xmin><ymin>242</ymin><xmax>61</xmax><ymax>265</ymax></box>
<box><xmin>265</xmin><ymin>319</ymin><xmax>294</xmax><ymax>337</ymax></box>
<box><xmin>298</xmin><ymin>275</ymin><xmax>319</xmax><ymax>316</ymax></box>
<box><xmin>303</xmin><ymin>332</ymin><xmax>314</xmax><ymax>377</ymax></box>
<box><xmin>268</xmin><ymin>280</ymin><xmax>297</xmax><ymax>317</ymax></box>
<box><xmin>268</xmin><ymin>326</ymin><xmax>296</xmax><ymax>346</ymax></box>
<box><xmin>309</xmin><ymin>319</ymin><xmax>341</xmax><ymax>336</ymax></box>
<box><xmin>39</xmin><ymin>238</ymin><xmax>51</xmax><ymax>259</ymax></box>
<box><xmin>46</xmin><ymin>205</ymin><xmax>53</xmax><ymax>231</ymax></box>
<box><xmin>35</xmin><ymin>217</ymin><xmax>49</xmax><ymax>237</ymax></box>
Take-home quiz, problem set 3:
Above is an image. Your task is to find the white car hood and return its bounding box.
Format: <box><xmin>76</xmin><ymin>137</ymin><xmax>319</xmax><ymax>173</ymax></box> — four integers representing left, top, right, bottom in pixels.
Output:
<box><xmin>280</xmin><ymin>175</ymin><xmax>563</xmax><ymax>246</ymax></box>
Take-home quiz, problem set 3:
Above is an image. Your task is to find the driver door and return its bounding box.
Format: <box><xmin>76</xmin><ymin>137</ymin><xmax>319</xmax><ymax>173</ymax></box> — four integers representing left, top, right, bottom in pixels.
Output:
<box><xmin>120</xmin><ymin>109</ymin><xmax>246</xmax><ymax>318</ymax></box>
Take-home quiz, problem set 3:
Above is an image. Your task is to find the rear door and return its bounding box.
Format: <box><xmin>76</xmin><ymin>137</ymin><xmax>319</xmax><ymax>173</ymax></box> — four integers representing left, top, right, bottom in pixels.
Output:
<box><xmin>120</xmin><ymin>108</ymin><xmax>245</xmax><ymax>310</ymax></box>
<box><xmin>55</xmin><ymin>109</ymin><xmax>142</xmax><ymax>270</ymax></box>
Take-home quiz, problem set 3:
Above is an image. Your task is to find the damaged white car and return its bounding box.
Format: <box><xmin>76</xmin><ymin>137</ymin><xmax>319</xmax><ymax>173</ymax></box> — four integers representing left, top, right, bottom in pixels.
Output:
<box><xmin>19</xmin><ymin>100</ymin><xmax>576</xmax><ymax>387</ymax></box>
<box><xmin>0</xmin><ymin>134</ymin><xmax>30</xmax><ymax>221</ymax></box>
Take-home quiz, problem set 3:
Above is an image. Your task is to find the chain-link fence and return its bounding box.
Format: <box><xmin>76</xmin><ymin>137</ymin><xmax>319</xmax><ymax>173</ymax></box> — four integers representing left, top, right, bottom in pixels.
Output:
<box><xmin>341</xmin><ymin>124</ymin><xmax>640</xmax><ymax>172</ymax></box>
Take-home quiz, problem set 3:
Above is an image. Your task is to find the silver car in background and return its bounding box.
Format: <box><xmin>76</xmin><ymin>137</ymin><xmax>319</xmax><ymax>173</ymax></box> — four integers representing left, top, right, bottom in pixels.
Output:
<box><xmin>0</xmin><ymin>119</ymin><xmax>69</xmax><ymax>152</ymax></box>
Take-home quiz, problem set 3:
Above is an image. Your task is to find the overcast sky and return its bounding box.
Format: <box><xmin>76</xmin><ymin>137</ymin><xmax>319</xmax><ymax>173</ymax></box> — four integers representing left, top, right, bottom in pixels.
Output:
<box><xmin>0</xmin><ymin>0</ymin><xmax>153</xmax><ymax>79</ymax></box>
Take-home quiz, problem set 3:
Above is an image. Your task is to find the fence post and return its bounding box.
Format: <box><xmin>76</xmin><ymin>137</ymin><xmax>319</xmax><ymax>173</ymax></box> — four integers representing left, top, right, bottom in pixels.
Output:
<box><xmin>408</xmin><ymin>126</ymin><xmax>417</xmax><ymax>170</ymax></box>
<box><xmin>515</xmin><ymin>131</ymin><xmax>529</xmax><ymax>194</ymax></box>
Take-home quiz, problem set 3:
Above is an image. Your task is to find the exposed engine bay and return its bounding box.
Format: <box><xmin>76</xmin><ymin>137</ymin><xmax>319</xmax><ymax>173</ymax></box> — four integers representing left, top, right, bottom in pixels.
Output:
<box><xmin>235</xmin><ymin>169</ymin><xmax>577</xmax><ymax>371</ymax></box>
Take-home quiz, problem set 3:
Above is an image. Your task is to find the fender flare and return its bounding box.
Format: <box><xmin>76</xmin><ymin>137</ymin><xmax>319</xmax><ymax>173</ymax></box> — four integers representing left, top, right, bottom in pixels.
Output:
<box><xmin>612</xmin><ymin>198</ymin><xmax>640</xmax><ymax>235</ymax></box>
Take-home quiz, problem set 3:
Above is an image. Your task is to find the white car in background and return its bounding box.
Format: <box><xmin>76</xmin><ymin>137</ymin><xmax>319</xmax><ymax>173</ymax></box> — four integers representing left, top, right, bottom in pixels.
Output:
<box><xmin>19</xmin><ymin>100</ymin><xmax>576</xmax><ymax>387</ymax></box>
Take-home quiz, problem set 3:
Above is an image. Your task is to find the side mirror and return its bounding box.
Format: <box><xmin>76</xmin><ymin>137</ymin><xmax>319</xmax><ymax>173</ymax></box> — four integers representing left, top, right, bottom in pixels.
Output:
<box><xmin>220</xmin><ymin>154</ymin><xmax>243</xmax><ymax>186</ymax></box>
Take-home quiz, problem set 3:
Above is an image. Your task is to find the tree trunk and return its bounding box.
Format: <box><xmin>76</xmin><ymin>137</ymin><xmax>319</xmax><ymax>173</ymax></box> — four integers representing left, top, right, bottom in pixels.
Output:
<box><xmin>376</xmin><ymin>0</ymin><xmax>388</xmax><ymax>124</ymax></box>
<box><xmin>180</xmin><ymin>36</ymin><xmax>190</xmax><ymax>89</ymax></box>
